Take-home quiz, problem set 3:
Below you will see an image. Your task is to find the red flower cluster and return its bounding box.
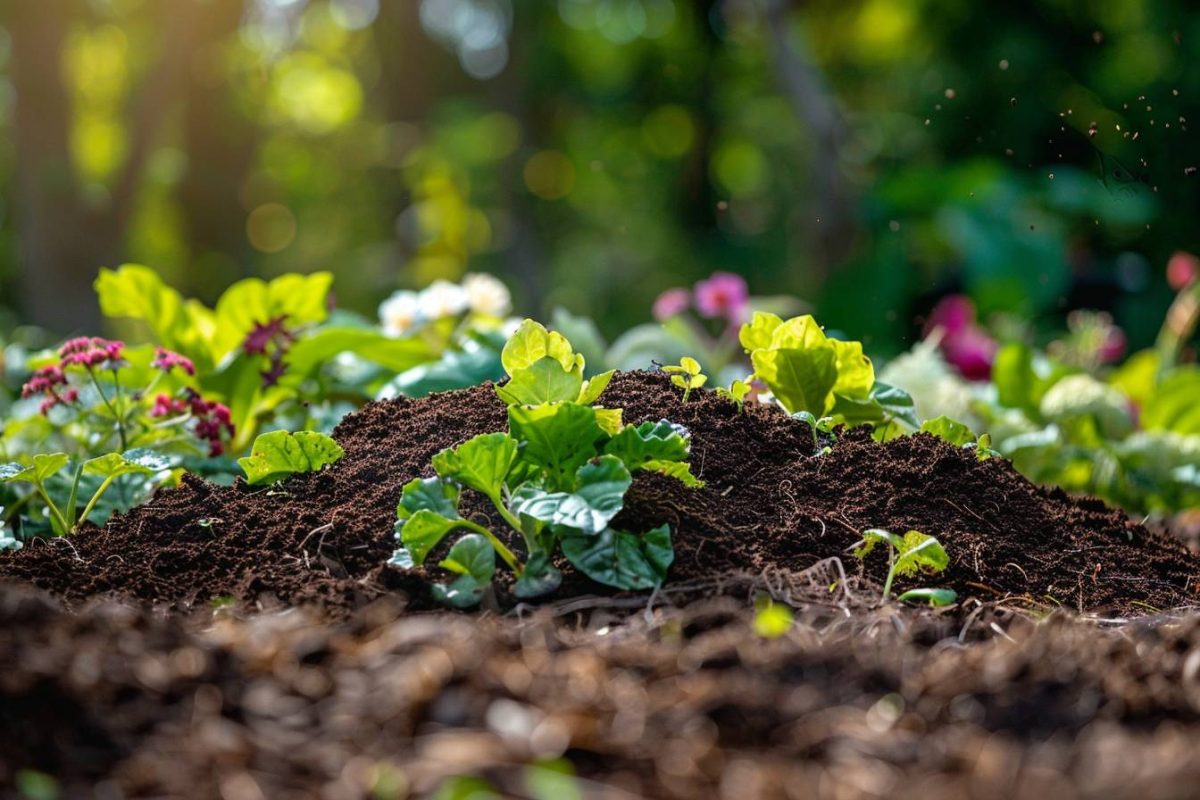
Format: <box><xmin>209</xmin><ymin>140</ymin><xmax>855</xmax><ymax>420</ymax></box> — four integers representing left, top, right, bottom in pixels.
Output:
<box><xmin>151</xmin><ymin>346</ymin><xmax>196</xmax><ymax>376</ymax></box>
<box><xmin>21</xmin><ymin>365</ymin><xmax>78</xmax><ymax>414</ymax></box>
<box><xmin>150</xmin><ymin>390</ymin><xmax>235</xmax><ymax>456</ymax></box>
<box><xmin>58</xmin><ymin>337</ymin><xmax>125</xmax><ymax>368</ymax></box>
<box><xmin>243</xmin><ymin>316</ymin><xmax>295</xmax><ymax>387</ymax></box>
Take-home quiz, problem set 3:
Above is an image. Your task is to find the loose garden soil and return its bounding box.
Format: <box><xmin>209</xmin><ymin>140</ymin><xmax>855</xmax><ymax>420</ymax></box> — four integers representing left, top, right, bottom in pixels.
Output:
<box><xmin>4</xmin><ymin>371</ymin><xmax>1200</xmax><ymax>798</ymax></box>
<box><xmin>1</xmin><ymin>371</ymin><xmax>1195</xmax><ymax>615</ymax></box>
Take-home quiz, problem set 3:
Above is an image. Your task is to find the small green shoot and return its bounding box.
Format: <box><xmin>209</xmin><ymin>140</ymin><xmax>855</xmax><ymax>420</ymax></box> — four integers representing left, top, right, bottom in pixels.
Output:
<box><xmin>715</xmin><ymin>377</ymin><xmax>752</xmax><ymax>412</ymax></box>
<box><xmin>896</xmin><ymin>587</ymin><xmax>959</xmax><ymax>607</ymax></box>
<box><xmin>238</xmin><ymin>430</ymin><xmax>345</xmax><ymax>485</ymax></box>
<box><xmin>919</xmin><ymin>416</ymin><xmax>1000</xmax><ymax>461</ymax></box>
<box><xmin>853</xmin><ymin>528</ymin><xmax>956</xmax><ymax>605</ymax></box>
<box><xmin>753</xmin><ymin>594</ymin><xmax>794</xmax><ymax>638</ymax></box>
<box><xmin>663</xmin><ymin>356</ymin><xmax>707</xmax><ymax>403</ymax></box>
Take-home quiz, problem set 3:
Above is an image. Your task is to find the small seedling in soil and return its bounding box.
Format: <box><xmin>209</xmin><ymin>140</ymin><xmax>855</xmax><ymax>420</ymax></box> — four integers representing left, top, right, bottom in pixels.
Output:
<box><xmin>663</xmin><ymin>357</ymin><xmax>708</xmax><ymax>403</ymax></box>
<box><xmin>792</xmin><ymin>410</ymin><xmax>838</xmax><ymax>452</ymax></box>
<box><xmin>739</xmin><ymin>312</ymin><xmax>920</xmax><ymax>440</ymax></box>
<box><xmin>390</xmin><ymin>320</ymin><xmax>701</xmax><ymax>607</ymax></box>
<box><xmin>0</xmin><ymin>449</ymin><xmax>169</xmax><ymax>536</ymax></box>
<box><xmin>716</xmin><ymin>377</ymin><xmax>752</xmax><ymax>412</ymax></box>
<box><xmin>919</xmin><ymin>416</ymin><xmax>1001</xmax><ymax>461</ymax></box>
<box><xmin>852</xmin><ymin>528</ymin><xmax>957</xmax><ymax>606</ymax></box>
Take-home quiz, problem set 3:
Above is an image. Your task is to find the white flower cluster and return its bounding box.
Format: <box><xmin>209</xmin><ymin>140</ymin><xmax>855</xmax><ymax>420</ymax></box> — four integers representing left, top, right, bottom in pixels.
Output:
<box><xmin>379</xmin><ymin>273</ymin><xmax>512</xmax><ymax>337</ymax></box>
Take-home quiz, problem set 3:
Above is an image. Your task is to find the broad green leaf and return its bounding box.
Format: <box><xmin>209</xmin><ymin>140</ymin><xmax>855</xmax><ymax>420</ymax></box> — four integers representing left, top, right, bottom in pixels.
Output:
<box><xmin>238</xmin><ymin>430</ymin><xmax>345</xmax><ymax>485</ymax></box>
<box><xmin>561</xmin><ymin>524</ymin><xmax>673</xmax><ymax>590</ymax></box>
<box><xmin>751</xmin><ymin>345</ymin><xmax>838</xmax><ymax>417</ymax></box>
<box><xmin>1108</xmin><ymin>349</ymin><xmax>1160</xmax><ymax>407</ymax></box>
<box><xmin>212</xmin><ymin>272</ymin><xmax>333</xmax><ymax>359</ymax></box>
<box><xmin>511</xmin><ymin>455</ymin><xmax>631</xmax><ymax>535</ymax></box>
<box><xmin>893</xmin><ymin>531</ymin><xmax>950</xmax><ymax>577</ymax></box>
<box><xmin>920</xmin><ymin>416</ymin><xmax>977</xmax><ymax>447</ymax></box>
<box><xmin>871</xmin><ymin>382</ymin><xmax>921</xmax><ymax>430</ymax></box>
<box><xmin>432</xmin><ymin>533</ymin><xmax>495</xmax><ymax>608</ymax></box>
<box><xmin>397</xmin><ymin>509</ymin><xmax>463</xmax><ymax>565</ymax></box>
<box><xmin>853</xmin><ymin>527</ymin><xmax>902</xmax><ymax>558</ymax></box>
<box><xmin>603</xmin><ymin>419</ymin><xmax>691</xmax><ymax>471</ymax></box>
<box><xmin>83</xmin><ymin>448</ymin><xmax>171</xmax><ymax>479</ymax></box>
<box><xmin>501</xmin><ymin>319</ymin><xmax>579</xmax><ymax>375</ymax></box>
<box><xmin>577</xmin><ymin>369</ymin><xmax>615</xmax><ymax>405</ymax></box>
<box><xmin>381</xmin><ymin>336</ymin><xmax>505</xmax><ymax>399</ymax></box>
<box><xmin>507</xmin><ymin>403</ymin><xmax>605</xmax><ymax>490</ymax></box>
<box><xmin>95</xmin><ymin>265</ymin><xmax>200</xmax><ymax>356</ymax></box>
<box><xmin>829</xmin><ymin>340</ymin><xmax>874</xmax><ymax>400</ymax></box>
<box><xmin>397</xmin><ymin>477</ymin><xmax>460</xmax><ymax>521</ymax></box>
<box><xmin>738</xmin><ymin>311</ymin><xmax>784</xmax><ymax>352</ymax></box>
<box><xmin>0</xmin><ymin>453</ymin><xmax>70</xmax><ymax>485</ymax></box>
<box><xmin>1141</xmin><ymin>368</ymin><xmax>1200</xmax><ymax>435</ymax></box>
<box><xmin>431</xmin><ymin>433</ymin><xmax>517</xmax><ymax>501</ymax></box>
<box><xmin>495</xmin><ymin>356</ymin><xmax>584</xmax><ymax>406</ymax></box>
<box><xmin>897</xmin><ymin>588</ymin><xmax>958</xmax><ymax>607</ymax></box>
<box><xmin>513</xmin><ymin>551</ymin><xmax>563</xmax><ymax>599</ymax></box>
<box><xmin>766</xmin><ymin>314</ymin><xmax>829</xmax><ymax>350</ymax></box>
<box><xmin>1040</xmin><ymin>373</ymin><xmax>1133</xmax><ymax>439</ymax></box>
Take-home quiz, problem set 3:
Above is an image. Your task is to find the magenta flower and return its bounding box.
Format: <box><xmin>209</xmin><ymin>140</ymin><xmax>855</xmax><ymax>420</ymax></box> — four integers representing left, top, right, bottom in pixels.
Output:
<box><xmin>1167</xmin><ymin>251</ymin><xmax>1199</xmax><ymax>291</ymax></box>
<box><xmin>694</xmin><ymin>272</ymin><xmax>749</xmax><ymax>323</ymax></box>
<box><xmin>925</xmin><ymin>295</ymin><xmax>997</xmax><ymax>380</ymax></box>
<box><xmin>1098</xmin><ymin>326</ymin><xmax>1126</xmax><ymax>364</ymax></box>
<box><xmin>652</xmin><ymin>288</ymin><xmax>691</xmax><ymax>321</ymax></box>
<box><xmin>152</xmin><ymin>347</ymin><xmax>196</xmax><ymax>376</ymax></box>
<box><xmin>58</xmin><ymin>337</ymin><xmax>125</xmax><ymax>368</ymax></box>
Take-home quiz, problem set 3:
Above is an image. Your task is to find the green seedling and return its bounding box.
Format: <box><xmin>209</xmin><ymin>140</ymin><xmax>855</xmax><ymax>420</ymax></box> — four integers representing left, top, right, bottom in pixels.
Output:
<box><xmin>390</xmin><ymin>320</ymin><xmax>700</xmax><ymax>607</ymax></box>
<box><xmin>753</xmin><ymin>593</ymin><xmax>794</xmax><ymax>638</ymax></box>
<box><xmin>919</xmin><ymin>416</ymin><xmax>1001</xmax><ymax>461</ymax></box>
<box><xmin>663</xmin><ymin>357</ymin><xmax>707</xmax><ymax>403</ymax></box>
<box><xmin>716</xmin><ymin>377</ymin><xmax>752</xmax><ymax>412</ymax></box>
<box><xmin>852</xmin><ymin>527</ymin><xmax>956</xmax><ymax>606</ymax></box>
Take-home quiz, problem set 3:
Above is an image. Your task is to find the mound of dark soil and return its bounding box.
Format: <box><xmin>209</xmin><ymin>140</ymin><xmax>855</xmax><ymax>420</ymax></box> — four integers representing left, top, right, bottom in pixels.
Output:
<box><xmin>1</xmin><ymin>371</ymin><xmax>1196</xmax><ymax>615</ymax></box>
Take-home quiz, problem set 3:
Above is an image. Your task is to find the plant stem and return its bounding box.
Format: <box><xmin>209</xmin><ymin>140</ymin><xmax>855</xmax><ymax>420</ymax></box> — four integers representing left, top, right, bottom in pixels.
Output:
<box><xmin>64</xmin><ymin>463</ymin><xmax>83</xmax><ymax>528</ymax></box>
<box><xmin>76</xmin><ymin>474</ymin><xmax>118</xmax><ymax>531</ymax></box>
<box><xmin>881</xmin><ymin>543</ymin><xmax>896</xmax><ymax>601</ymax></box>
<box><xmin>34</xmin><ymin>484</ymin><xmax>70</xmax><ymax>536</ymax></box>
<box><xmin>460</xmin><ymin>518</ymin><xmax>521</xmax><ymax>574</ymax></box>
<box><xmin>89</xmin><ymin>368</ymin><xmax>127</xmax><ymax>451</ymax></box>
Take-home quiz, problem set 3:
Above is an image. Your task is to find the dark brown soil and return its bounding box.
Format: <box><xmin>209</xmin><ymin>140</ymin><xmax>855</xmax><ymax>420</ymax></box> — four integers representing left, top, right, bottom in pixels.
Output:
<box><xmin>5</xmin><ymin>586</ymin><xmax>1200</xmax><ymax>799</ymax></box>
<box><xmin>1</xmin><ymin>371</ymin><xmax>1197</xmax><ymax>616</ymax></box>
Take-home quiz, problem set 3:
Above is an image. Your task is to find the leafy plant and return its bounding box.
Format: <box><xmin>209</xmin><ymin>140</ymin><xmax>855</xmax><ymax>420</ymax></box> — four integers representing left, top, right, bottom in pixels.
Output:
<box><xmin>919</xmin><ymin>416</ymin><xmax>1001</xmax><ymax>460</ymax></box>
<box><xmin>715</xmin><ymin>377</ymin><xmax>752</xmax><ymax>412</ymax></box>
<box><xmin>740</xmin><ymin>313</ymin><xmax>919</xmax><ymax>440</ymax></box>
<box><xmin>662</xmin><ymin>357</ymin><xmax>707</xmax><ymax>403</ymax></box>
<box><xmin>852</xmin><ymin>528</ymin><xmax>956</xmax><ymax>606</ymax></box>
<box><xmin>238</xmin><ymin>430</ymin><xmax>345</xmax><ymax>485</ymax></box>
<box><xmin>0</xmin><ymin>449</ymin><xmax>169</xmax><ymax>536</ymax></box>
<box><xmin>753</xmin><ymin>594</ymin><xmax>794</xmax><ymax>638</ymax></box>
<box><xmin>389</xmin><ymin>320</ymin><xmax>699</xmax><ymax>607</ymax></box>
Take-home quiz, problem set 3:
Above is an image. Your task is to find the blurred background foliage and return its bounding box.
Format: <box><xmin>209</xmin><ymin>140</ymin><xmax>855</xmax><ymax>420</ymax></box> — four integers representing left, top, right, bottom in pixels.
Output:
<box><xmin>0</xmin><ymin>0</ymin><xmax>1196</xmax><ymax>354</ymax></box>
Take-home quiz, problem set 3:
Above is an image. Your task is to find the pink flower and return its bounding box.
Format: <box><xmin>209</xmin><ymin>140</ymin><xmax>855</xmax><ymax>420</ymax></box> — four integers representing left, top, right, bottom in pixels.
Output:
<box><xmin>243</xmin><ymin>316</ymin><xmax>292</xmax><ymax>356</ymax></box>
<box><xmin>942</xmin><ymin>326</ymin><xmax>998</xmax><ymax>381</ymax></box>
<box><xmin>1167</xmin><ymin>251</ymin><xmax>1199</xmax><ymax>291</ymax></box>
<box><xmin>150</xmin><ymin>393</ymin><xmax>189</xmax><ymax>418</ymax></box>
<box><xmin>58</xmin><ymin>337</ymin><xmax>124</xmax><ymax>368</ymax></box>
<box><xmin>694</xmin><ymin>272</ymin><xmax>749</xmax><ymax>323</ymax></box>
<box><xmin>652</xmin><ymin>288</ymin><xmax>691</xmax><ymax>321</ymax></box>
<box><xmin>925</xmin><ymin>295</ymin><xmax>997</xmax><ymax>380</ymax></box>
<box><xmin>152</xmin><ymin>347</ymin><xmax>195</xmax><ymax>376</ymax></box>
<box><xmin>1098</xmin><ymin>326</ymin><xmax>1126</xmax><ymax>364</ymax></box>
<box><xmin>923</xmin><ymin>295</ymin><xmax>975</xmax><ymax>337</ymax></box>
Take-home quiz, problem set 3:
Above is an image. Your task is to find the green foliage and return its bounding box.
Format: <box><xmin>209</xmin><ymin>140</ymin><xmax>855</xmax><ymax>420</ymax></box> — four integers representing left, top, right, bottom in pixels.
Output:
<box><xmin>741</xmin><ymin>313</ymin><xmax>919</xmax><ymax>440</ymax></box>
<box><xmin>715</xmin><ymin>377</ymin><xmax>752</xmax><ymax>412</ymax></box>
<box><xmin>238</xmin><ymin>430</ymin><xmax>345</xmax><ymax>485</ymax></box>
<box><xmin>389</xmin><ymin>319</ymin><xmax>698</xmax><ymax>605</ymax></box>
<box><xmin>920</xmin><ymin>416</ymin><xmax>1000</xmax><ymax>460</ymax></box>
<box><xmin>853</xmin><ymin>528</ymin><xmax>955</xmax><ymax>605</ymax></box>
<box><xmin>662</xmin><ymin>357</ymin><xmax>707</xmax><ymax>403</ymax></box>
<box><xmin>0</xmin><ymin>449</ymin><xmax>169</xmax><ymax>536</ymax></box>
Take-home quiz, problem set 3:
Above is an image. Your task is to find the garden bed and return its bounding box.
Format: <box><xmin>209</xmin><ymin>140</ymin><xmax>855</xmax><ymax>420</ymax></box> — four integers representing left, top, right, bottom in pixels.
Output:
<box><xmin>3</xmin><ymin>370</ymin><xmax>1200</xmax><ymax>797</ymax></box>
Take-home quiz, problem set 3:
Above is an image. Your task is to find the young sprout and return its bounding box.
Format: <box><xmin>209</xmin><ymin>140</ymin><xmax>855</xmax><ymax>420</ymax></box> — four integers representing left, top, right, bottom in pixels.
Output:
<box><xmin>852</xmin><ymin>528</ymin><xmax>957</xmax><ymax>606</ymax></box>
<box><xmin>753</xmin><ymin>593</ymin><xmax>794</xmax><ymax>638</ymax></box>
<box><xmin>716</xmin><ymin>377</ymin><xmax>752</xmax><ymax>412</ymax></box>
<box><xmin>663</xmin><ymin>357</ymin><xmax>707</xmax><ymax>403</ymax></box>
